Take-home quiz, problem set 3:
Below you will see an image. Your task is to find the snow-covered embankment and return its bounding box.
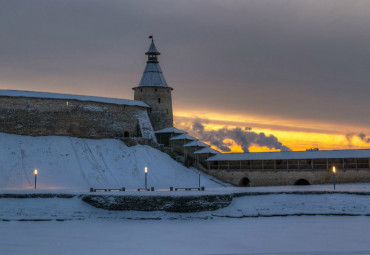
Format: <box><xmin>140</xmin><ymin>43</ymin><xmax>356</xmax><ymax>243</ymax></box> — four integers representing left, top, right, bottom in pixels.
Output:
<box><xmin>0</xmin><ymin>133</ymin><xmax>223</xmax><ymax>191</ymax></box>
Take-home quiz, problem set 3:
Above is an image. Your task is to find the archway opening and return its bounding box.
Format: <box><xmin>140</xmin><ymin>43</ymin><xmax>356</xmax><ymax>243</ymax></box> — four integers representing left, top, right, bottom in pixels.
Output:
<box><xmin>294</xmin><ymin>179</ymin><xmax>310</xmax><ymax>185</ymax></box>
<box><xmin>124</xmin><ymin>131</ymin><xmax>129</xmax><ymax>138</ymax></box>
<box><xmin>239</xmin><ymin>177</ymin><xmax>250</xmax><ymax>187</ymax></box>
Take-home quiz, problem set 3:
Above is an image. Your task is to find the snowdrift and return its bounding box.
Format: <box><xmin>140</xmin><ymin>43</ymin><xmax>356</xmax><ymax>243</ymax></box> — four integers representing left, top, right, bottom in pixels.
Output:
<box><xmin>0</xmin><ymin>133</ymin><xmax>222</xmax><ymax>191</ymax></box>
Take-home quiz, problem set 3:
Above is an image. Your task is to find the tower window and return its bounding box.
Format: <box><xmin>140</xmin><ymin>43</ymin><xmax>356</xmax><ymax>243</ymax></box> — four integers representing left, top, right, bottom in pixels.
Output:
<box><xmin>158</xmin><ymin>98</ymin><xmax>161</xmax><ymax>103</ymax></box>
<box><xmin>155</xmin><ymin>88</ymin><xmax>157</xmax><ymax>92</ymax></box>
<box><xmin>167</xmin><ymin>109</ymin><xmax>169</xmax><ymax>114</ymax></box>
<box><xmin>141</xmin><ymin>89</ymin><xmax>142</xmax><ymax>92</ymax></box>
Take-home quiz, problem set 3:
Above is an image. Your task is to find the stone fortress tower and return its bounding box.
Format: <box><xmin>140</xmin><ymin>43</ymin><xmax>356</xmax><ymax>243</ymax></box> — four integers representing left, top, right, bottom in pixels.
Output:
<box><xmin>133</xmin><ymin>36</ymin><xmax>173</xmax><ymax>131</ymax></box>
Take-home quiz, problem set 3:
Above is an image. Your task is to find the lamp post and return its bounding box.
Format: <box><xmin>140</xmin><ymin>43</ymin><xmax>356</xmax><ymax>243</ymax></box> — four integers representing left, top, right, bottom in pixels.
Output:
<box><xmin>332</xmin><ymin>166</ymin><xmax>336</xmax><ymax>190</ymax></box>
<box><xmin>198</xmin><ymin>171</ymin><xmax>201</xmax><ymax>188</ymax></box>
<box><xmin>34</xmin><ymin>169</ymin><xmax>38</xmax><ymax>190</ymax></box>
<box><xmin>144</xmin><ymin>167</ymin><xmax>148</xmax><ymax>190</ymax></box>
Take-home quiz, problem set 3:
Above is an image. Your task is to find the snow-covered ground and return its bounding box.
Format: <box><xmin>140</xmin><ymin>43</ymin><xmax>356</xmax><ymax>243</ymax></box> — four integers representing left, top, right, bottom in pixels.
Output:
<box><xmin>1</xmin><ymin>217</ymin><xmax>370</xmax><ymax>255</ymax></box>
<box><xmin>0</xmin><ymin>133</ymin><xmax>224</xmax><ymax>191</ymax></box>
<box><xmin>1</xmin><ymin>134</ymin><xmax>370</xmax><ymax>254</ymax></box>
<box><xmin>1</xmin><ymin>192</ymin><xmax>370</xmax><ymax>221</ymax></box>
<box><xmin>1</xmin><ymin>189</ymin><xmax>370</xmax><ymax>254</ymax></box>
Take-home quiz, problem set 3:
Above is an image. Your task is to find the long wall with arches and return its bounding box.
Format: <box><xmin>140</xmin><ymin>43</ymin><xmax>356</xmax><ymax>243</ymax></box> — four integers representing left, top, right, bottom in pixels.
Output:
<box><xmin>205</xmin><ymin>150</ymin><xmax>370</xmax><ymax>186</ymax></box>
<box><xmin>203</xmin><ymin>167</ymin><xmax>370</xmax><ymax>187</ymax></box>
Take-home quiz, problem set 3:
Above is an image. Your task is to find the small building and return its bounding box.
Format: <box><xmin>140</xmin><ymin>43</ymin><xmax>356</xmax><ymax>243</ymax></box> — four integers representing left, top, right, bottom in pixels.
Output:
<box><xmin>155</xmin><ymin>127</ymin><xmax>185</xmax><ymax>147</ymax></box>
<box><xmin>169</xmin><ymin>133</ymin><xmax>197</xmax><ymax>157</ymax></box>
<box><xmin>194</xmin><ymin>147</ymin><xmax>219</xmax><ymax>168</ymax></box>
<box><xmin>183</xmin><ymin>140</ymin><xmax>209</xmax><ymax>166</ymax></box>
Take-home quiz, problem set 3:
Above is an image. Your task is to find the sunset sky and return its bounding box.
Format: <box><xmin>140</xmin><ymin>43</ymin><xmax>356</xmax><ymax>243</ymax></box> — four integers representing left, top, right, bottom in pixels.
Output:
<box><xmin>1</xmin><ymin>0</ymin><xmax>370</xmax><ymax>152</ymax></box>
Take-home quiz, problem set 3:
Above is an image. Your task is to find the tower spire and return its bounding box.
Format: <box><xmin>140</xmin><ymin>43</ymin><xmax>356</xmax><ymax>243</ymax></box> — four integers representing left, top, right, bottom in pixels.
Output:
<box><xmin>146</xmin><ymin>35</ymin><xmax>160</xmax><ymax>63</ymax></box>
<box><xmin>138</xmin><ymin>36</ymin><xmax>168</xmax><ymax>87</ymax></box>
<box><xmin>132</xmin><ymin>36</ymin><xmax>174</xmax><ymax>131</ymax></box>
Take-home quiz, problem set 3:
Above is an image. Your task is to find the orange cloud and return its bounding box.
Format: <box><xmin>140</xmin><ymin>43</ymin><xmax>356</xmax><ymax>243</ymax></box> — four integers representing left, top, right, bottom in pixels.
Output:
<box><xmin>174</xmin><ymin>113</ymin><xmax>370</xmax><ymax>153</ymax></box>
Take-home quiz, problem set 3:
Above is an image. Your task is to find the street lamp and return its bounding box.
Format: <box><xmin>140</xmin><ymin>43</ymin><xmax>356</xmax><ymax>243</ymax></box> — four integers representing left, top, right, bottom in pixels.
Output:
<box><xmin>34</xmin><ymin>169</ymin><xmax>38</xmax><ymax>190</ymax></box>
<box><xmin>198</xmin><ymin>171</ymin><xmax>201</xmax><ymax>188</ymax></box>
<box><xmin>144</xmin><ymin>167</ymin><xmax>148</xmax><ymax>190</ymax></box>
<box><xmin>332</xmin><ymin>166</ymin><xmax>336</xmax><ymax>190</ymax></box>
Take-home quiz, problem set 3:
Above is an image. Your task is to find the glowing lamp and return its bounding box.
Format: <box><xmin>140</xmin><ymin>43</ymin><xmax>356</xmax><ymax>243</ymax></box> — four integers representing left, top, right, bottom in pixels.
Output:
<box><xmin>332</xmin><ymin>166</ymin><xmax>336</xmax><ymax>190</ymax></box>
<box><xmin>144</xmin><ymin>167</ymin><xmax>148</xmax><ymax>190</ymax></box>
<box><xmin>33</xmin><ymin>169</ymin><xmax>38</xmax><ymax>190</ymax></box>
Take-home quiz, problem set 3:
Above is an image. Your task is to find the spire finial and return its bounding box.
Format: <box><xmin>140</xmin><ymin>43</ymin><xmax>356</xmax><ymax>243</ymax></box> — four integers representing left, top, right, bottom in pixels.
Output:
<box><xmin>146</xmin><ymin>36</ymin><xmax>160</xmax><ymax>57</ymax></box>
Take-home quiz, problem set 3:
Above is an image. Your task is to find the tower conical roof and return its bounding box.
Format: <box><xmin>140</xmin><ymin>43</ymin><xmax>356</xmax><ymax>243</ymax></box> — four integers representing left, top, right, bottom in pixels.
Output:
<box><xmin>138</xmin><ymin>36</ymin><xmax>169</xmax><ymax>87</ymax></box>
<box><xmin>146</xmin><ymin>40</ymin><xmax>160</xmax><ymax>55</ymax></box>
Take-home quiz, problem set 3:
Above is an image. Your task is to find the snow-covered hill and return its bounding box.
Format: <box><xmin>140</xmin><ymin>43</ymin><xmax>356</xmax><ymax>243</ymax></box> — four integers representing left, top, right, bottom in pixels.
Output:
<box><xmin>0</xmin><ymin>133</ymin><xmax>223</xmax><ymax>191</ymax></box>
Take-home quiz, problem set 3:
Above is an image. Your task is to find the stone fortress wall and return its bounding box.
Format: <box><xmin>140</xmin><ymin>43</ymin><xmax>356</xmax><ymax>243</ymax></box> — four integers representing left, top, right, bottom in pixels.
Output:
<box><xmin>203</xmin><ymin>168</ymin><xmax>370</xmax><ymax>187</ymax></box>
<box><xmin>0</xmin><ymin>94</ymin><xmax>155</xmax><ymax>140</ymax></box>
<box><xmin>133</xmin><ymin>86</ymin><xmax>173</xmax><ymax>131</ymax></box>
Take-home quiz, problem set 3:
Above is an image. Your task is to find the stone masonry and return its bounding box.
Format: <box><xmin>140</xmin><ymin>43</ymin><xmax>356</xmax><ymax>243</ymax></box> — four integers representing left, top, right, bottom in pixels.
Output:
<box><xmin>133</xmin><ymin>86</ymin><xmax>173</xmax><ymax>131</ymax></box>
<box><xmin>203</xmin><ymin>168</ymin><xmax>370</xmax><ymax>186</ymax></box>
<box><xmin>0</xmin><ymin>96</ymin><xmax>152</xmax><ymax>139</ymax></box>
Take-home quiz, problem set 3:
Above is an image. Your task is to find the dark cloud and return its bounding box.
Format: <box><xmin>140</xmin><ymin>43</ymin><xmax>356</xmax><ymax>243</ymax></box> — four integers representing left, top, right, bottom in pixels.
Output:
<box><xmin>346</xmin><ymin>132</ymin><xmax>370</xmax><ymax>144</ymax></box>
<box><xmin>357</xmin><ymin>133</ymin><xmax>370</xmax><ymax>143</ymax></box>
<box><xmin>0</xmin><ymin>0</ymin><xmax>370</xmax><ymax>130</ymax></box>
<box><xmin>346</xmin><ymin>133</ymin><xmax>356</xmax><ymax>143</ymax></box>
<box><xmin>189</xmin><ymin>121</ymin><xmax>290</xmax><ymax>152</ymax></box>
<box><xmin>174</xmin><ymin>115</ymin><xmax>342</xmax><ymax>134</ymax></box>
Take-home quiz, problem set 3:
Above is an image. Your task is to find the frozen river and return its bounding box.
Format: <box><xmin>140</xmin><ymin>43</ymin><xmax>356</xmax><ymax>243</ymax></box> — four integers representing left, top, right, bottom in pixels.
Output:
<box><xmin>1</xmin><ymin>216</ymin><xmax>370</xmax><ymax>255</ymax></box>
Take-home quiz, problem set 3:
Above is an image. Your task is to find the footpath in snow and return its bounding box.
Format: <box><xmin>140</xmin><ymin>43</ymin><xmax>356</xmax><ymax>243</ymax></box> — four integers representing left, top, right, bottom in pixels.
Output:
<box><xmin>1</xmin><ymin>185</ymin><xmax>370</xmax><ymax>221</ymax></box>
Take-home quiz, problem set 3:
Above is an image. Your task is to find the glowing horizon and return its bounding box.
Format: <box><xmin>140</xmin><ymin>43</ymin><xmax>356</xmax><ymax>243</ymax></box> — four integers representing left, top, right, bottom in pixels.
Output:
<box><xmin>174</xmin><ymin>111</ymin><xmax>370</xmax><ymax>153</ymax></box>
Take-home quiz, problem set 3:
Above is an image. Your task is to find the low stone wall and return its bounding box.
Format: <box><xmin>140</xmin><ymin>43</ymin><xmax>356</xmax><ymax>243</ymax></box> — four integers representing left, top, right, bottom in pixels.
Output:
<box><xmin>0</xmin><ymin>193</ymin><xmax>74</xmax><ymax>198</ymax></box>
<box><xmin>204</xmin><ymin>168</ymin><xmax>370</xmax><ymax>186</ymax></box>
<box><xmin>82</xmin><ymin>194</ymin><xmax>233</xmax><ymax>213</ymax></box>
<box><xmin>0</xmin><ymin>96</ymin><xmax>151</xmax><ymax>139</ymax></box>
<box><xmin>2</xmin><ymin>191</ymin><xmax>370</xmax><ymax>215</ymax></box>
<box><xmin>120</xmin><ymin>137</ymin><xmax>159</xmax><ymax>148</ymax></box>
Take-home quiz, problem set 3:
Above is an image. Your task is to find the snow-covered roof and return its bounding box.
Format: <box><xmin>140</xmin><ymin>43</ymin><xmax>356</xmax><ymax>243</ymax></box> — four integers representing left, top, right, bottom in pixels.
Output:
<box><xmin>138</xmin><ymin>63</ymin><xmax>168</xmax><ymax>87</ymax></box>
<box><xmin>183</xmin><ymin>140</ymin><xmax>209</xmax><ymax>148</ymax></box>
<box><xmin>0</xmin><ymin>90</ymin><xmax>149</xmax><ymax>108</ymax></box>
<box><xmin>155</xmin><ymin>127</ymin><xmax>186</xmax><ymax>134</ymax></box>
<box><xmin>207</xmin><ymin>149</ymin><xmax>370</xmax><ymax>161</ymax></box>
<box><xmin>194</xmin><ymin>147</ymin><xmax>220</xmax><ymax>154</ymax></box>
<box><xmin>170</xmin><ymin>134</ymin><xmax>197</xmax><ymax>141</ymax></box>
<box><xmin>138</xmin><ymin>39</ymin><xmax>169</xmax><ymax>88</ymax></box>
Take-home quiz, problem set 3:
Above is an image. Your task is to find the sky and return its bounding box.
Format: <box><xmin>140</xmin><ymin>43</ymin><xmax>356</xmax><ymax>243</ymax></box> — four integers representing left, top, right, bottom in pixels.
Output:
<box><xmin>1</xmin><ymin>0</ymin><xmax>370</xmax><ymax>152</ymax></box>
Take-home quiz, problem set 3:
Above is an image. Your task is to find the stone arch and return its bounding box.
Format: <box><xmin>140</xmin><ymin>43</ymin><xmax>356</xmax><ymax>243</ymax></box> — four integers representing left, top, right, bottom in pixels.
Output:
<box><xmin>239</xmin><ymin>177</ymin><xmax>250</xmax><ymax>187</ymax></box>
<box><xmin>294</xmin><ymin>179</ymin><xmax>310</xmax><ymax>185</ymax></box>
